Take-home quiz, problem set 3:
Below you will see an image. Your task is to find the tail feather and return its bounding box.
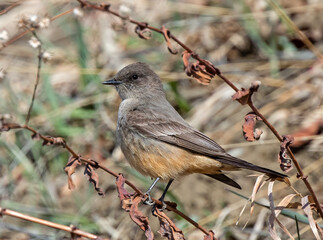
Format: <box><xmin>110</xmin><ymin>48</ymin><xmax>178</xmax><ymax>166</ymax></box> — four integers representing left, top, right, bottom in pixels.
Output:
<box><xmin>217</xmin><ymin>155</ymin><xmax>288</xmax><ymax>179</ymax></box>
<box><xmin>206</xmin><ymin>155</ymin><xmax>288</xmax><ymax>188</ymax></box>
<box><xmin>205</xmin><ymin>173</ymin><xmax>241</xmax><ymax>189</ymax></box>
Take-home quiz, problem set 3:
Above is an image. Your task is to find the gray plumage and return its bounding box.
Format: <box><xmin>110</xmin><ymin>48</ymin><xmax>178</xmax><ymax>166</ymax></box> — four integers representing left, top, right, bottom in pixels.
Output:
<box><xmin>103</xmin><ymin>62</ymin><xmax>287</xmax><ymax>189</ymax></box>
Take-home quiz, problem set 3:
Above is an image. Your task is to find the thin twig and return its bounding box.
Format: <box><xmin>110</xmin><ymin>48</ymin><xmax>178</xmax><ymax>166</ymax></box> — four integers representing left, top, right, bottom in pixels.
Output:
<box><xmin>0</xmin><ymin>8</ymin><xmax>74</xmax><ymax>50</ymax></box>
<box><xmin>0</xmin><ymin>207</ymin><xmax>103</xmax><ymax>239</ymax></box>
<box><xmin>0</xmin><ymin>0</ymin><xmax>22</xmax><ymax>16</ymax></box>
<box><xmin>25</xmin><ymin>31</ymin><xmax>42</xmax><ymax>125</ymax></box>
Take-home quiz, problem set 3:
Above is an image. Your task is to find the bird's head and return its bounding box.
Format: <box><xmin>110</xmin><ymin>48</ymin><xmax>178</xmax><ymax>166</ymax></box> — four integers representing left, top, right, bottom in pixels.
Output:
<box><xmin>103</xmin><ymin>62</ymin><xmax>165</xmax><ymax>100</ymax></box>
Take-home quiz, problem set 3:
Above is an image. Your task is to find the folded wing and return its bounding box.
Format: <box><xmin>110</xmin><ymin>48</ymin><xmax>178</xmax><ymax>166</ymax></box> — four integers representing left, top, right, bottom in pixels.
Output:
<box><xmin>127</xmin><ymin>108</ymin><xmax>287</xmax><ymax>179</ymax></box>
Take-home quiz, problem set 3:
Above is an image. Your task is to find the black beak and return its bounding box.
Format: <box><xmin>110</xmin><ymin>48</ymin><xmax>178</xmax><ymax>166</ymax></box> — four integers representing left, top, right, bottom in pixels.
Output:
<box><xmin>102</xmin><ymin>79</ymin><xmax>122</xmax><ymax>85</ymax></box>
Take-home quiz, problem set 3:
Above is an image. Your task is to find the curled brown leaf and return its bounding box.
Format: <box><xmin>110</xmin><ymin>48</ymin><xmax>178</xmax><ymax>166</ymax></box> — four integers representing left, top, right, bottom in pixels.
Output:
<box><xmin>64</xmin><ymin>156</ymin><xmax>81</xmax><ymax>190</ymax></box>
<box><xmin>232</xmin><ymin>81</ymin><xmax>261</xmax><ymax>105</ymax></box>
<box><xmin>153</xmin><ymin>208</ymin><xmax>185</xmax><ymax>240</ymax></box>
<box><xmin>31</xmin><ymin>132</ymin><xmax>41</xmax><ymax>140</ymax></box>
<box><xmin>99</xmin><ymin>3</ymin><xmax>111</xmax><ymax>11</ymax></box>
<box><xmin>84</xmin><ymin>164</ymin><xmax>104</xmax><ymax>196</ymax></box>
<box><xmin>115</xmin><ymin>175</ymin><xmax>154</xmax><ymax>239</ymax></box>
<box><xmin>278</xmin><ymin>135</ymin><xmax>294</xmax><ymax>172</ymax></box>
<box><xmin>135</xmin><ymin>22</ymin><xmax>151</xmax><ymax>40</ymax></box>
<box><xmin>130</xmin><ymin>195</ymin><xmax>154</xmax><ymax>240</ymax></box>
<box><xmin>53</xmin><ymin>137</ymin><xmax>66</xmax><ymax>145</ymax></box>
<box><xmin>242</xmin><ymin>112</ymin><xmax>263</xmax><ymax>142</ymax></box>
<box><xmin>42</xmin><ymin>136</ymin><xmax>66</xmax><ymax>146</ymax></box>
<box><xmin>116</xmin><ymin>173</ymin><xmax>132</xmax><ymax>201</ymax></box>
<box><xmin>182</xmin><ymin>51</ymin><xmax>217</xmax><ymax>85</ymax></box>
<box><xmin>161</xmin><ymin>26</ymin><xmax>178</xmax><ymax>55</ymax></box>
<box><xmin>116</xmin><ymin>173</ymin><xmax>134</xmax><ymax>211</ymax></box>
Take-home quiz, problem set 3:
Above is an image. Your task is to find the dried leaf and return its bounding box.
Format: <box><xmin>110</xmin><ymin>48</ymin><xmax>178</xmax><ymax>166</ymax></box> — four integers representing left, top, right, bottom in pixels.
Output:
<box><xmin>182</xmin><ymin>51</ymin><xmax>191</xmax><ymax>72</ymax></box>
<box><xmin>99</xmin><ymin>3</ymin><xmax>111</xmax><ymax>11</ymax></box>
<box><xmin>302</xmin><ymin>196</ymin><xmax>321</xmax><ymax>240</ymax></box>
<box><xmin>275</xmin><ymin>194</ymin><xmax>297</xmax><ymax>217</ymax></box>
<box><xmin>268</xmin><ymin>181</ymin><xmax>281</xmax><ymax>240</ymax></box>
<box><xmin>42</xmin><ymin>136</ymin><xmax>65</xmax><ymax>146</ymax></box>
<box><xmin>116</xmin><ymin>173</ymin><xmax>134</xmax><ymax>211</ymax></box>
<box><xmin>182</xmin><ymin>51</ymin><xmax>218</xmax><ymax>85</ymax></box>
<box><xmin>242</xmin><ymin>112</ymin><xmax>263</xmax><ymax>142</ymax></box>
<box><xmin>115</xmin><ymin>174</ymin><xmax>153</xmax><ymax>239</ymax></box>
<box><xmin>31</xmin><ymin>132</ymin><xmax>41</xmax><ymax>140</ymax></box>
<box><xmin>237</xmin><ymin>174</ymin><xmax>266</xmax><ymax>227</ymax></box>
<box><xmin>232</xmin><ymin>81</ymin><xmax>261</xmax><ymax>105</ymax></box>
<box><xmin>130</xmin><ymin>195</ymin><xmax>154</xmax><ymax>240</ymax></box>
<box><xmin>278</xmin><ymin>135</ymin><xmax>294</xmax><ymax>172</ymax></box>
<box><xmin>135</xmin><ymin>22</ymin><xmax>151</xmax><ymax>40</ymax></box>
<box><xmin>116</xmin><ymin>173</ymin><xmax>132</xmax><ymax>201</ymax></box>
<box><xmin>52</xmin><ymin>137</ymin><xmax>66</xmax><ymax>146</ymax></box>
<box><xmin>291</xmin><ymin>119</ymin><xmax>323</xmax><ymax>148</ymax></box>
<box><xmin>64</xmin><ymin>156</ymin><xmax>81</xmax><ymax>190</ymax></box>
<box><xmin>267</xmin><ymin>182</ymin><xmax>295</xmax><ymax>239</ymax></box>
<box><xmin>161</xmin><ymin>26</ymin><xmax>178</xmax><ymax>54</ymax></box>
<box><xmin>203</xmin><ymin>230</ymin><xmax>215</xmax><ymax>240</ymax></box>
<box><xmin>285</xmin><ymin>202</ymin><xmax>302</xmax><ymax>209</ymax></box>
<box><xmin>153</xmin><ymin>208</ymin><xmax>185</xmax><ymax>240</ymax></box>
<box><xmin>84</xmin><ymin>164</ymin><xmax>104</xmax><ymax>196</ymax></box>
<box><xmin>254</xmin><ymin>128</ymin><xmax>263</xmax><ymax>140</ymax></box>
<box><xmin>275</xmin><ymin>218</ymin><xmax>295</xmax><ymax>240</ymax></box>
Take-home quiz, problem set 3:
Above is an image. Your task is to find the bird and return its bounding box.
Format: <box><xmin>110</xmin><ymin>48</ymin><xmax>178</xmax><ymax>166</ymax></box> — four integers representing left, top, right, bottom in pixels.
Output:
<box><xmin>103</xmin><ymin>62</ymin><xmax>287</xmax><ymax>207</ymax></box>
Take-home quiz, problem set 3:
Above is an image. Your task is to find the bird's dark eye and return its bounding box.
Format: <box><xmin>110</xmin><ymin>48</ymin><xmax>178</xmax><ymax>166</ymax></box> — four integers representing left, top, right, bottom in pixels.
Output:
<box><xmin>132</xmin><ymin>74</ymin><xmax>138</xmax><ymax>80</ymax></box>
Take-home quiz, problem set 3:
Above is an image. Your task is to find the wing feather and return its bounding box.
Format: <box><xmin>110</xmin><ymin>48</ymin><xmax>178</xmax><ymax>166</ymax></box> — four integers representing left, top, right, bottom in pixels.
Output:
<box><xmin>126</xmin><ymin>108</ymin><xmax>287</xmax><ymax>178</ymax></box>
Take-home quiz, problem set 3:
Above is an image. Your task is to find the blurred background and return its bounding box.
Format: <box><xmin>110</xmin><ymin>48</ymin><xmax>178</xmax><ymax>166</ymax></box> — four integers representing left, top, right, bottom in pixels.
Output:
<box><xmin>0</xmin><ymin>0</ymin><xmax>322</xmax><ymax>239</ymax></box>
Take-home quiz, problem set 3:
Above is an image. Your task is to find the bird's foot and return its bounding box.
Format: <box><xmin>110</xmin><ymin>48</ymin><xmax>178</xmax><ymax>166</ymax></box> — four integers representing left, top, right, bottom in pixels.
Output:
<box><xmin>152</xmin><ymin>198</ymin><xmax>167</xmax><ymax>216</ymax></box>
<box><xmin>142</xmin><ymin>192</ymin><xmax>155</xmax><ymax>206</ymax></box>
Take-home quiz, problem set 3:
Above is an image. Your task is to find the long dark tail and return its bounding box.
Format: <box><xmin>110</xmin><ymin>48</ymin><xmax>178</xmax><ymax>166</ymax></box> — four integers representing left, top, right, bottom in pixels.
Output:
<box><xmin>206</xmin><ymin>155</ymin><xmax>288</xmax><ymax>189</ymax></box>
<box><xmin>216</xmin><ymin>155</ymin><xmax>288</xmax><ymax>179</ymax></box>
<box><xmin>205</xmin><ymin>173</ymin><xmax>241</xmax><ymax>189</ymax></box>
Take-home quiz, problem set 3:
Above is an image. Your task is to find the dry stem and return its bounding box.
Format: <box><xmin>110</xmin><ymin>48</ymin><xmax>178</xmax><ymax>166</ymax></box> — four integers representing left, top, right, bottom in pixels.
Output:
<box><xmin>0</xmin><ymin>207</ymin><xmax>103</xmax><ymax>239</ymax></box>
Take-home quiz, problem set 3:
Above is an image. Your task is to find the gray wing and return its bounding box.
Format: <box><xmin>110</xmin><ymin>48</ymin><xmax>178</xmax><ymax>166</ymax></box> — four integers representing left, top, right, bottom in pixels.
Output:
<box><xmin>126</xmin><ymin>108</ymin><xmax>287</xmax><ymax>178</ymax></box>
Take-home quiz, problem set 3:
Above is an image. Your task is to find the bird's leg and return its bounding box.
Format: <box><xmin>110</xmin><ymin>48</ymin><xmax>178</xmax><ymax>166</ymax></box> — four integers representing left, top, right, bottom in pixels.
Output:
<box><xmin>152</xmin><ymin>179</ymin><xmax>174</xmax><ymax>213</ymax></box>
<box><xmin>143</xmin><ymin>177</ymin><xmax>160</xmax><ymax>206</ymax></box>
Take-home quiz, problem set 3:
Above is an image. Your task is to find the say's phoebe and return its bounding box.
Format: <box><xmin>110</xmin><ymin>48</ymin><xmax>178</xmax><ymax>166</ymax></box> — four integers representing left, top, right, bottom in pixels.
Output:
<box><xmin>103</xmin><ymin>62</ymin><xmax>286</xmax><ymax>205</ymax></box>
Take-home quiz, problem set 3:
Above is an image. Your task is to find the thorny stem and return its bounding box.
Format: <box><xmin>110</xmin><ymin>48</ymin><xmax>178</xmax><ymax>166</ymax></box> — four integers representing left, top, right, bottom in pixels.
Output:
<box><xmin>0</xmin><ymin>208</ymin><xmax>101</xmax><ymax>239</ymax></box>
<box><xmin>77</xmin><ymin>0</ymin><xmax>323</xmax><ymax>220</ymax></box>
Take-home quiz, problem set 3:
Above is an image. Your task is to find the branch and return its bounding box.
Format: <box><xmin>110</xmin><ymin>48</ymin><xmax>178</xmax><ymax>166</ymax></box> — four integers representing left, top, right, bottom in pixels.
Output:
<box><xmin>0</xmin><ymin>0</ymin><xmax>22</xmax><ymax>16</ymax></box>
<box><xmin>0</xmin><ymin>207</ymin><xmax>105</xmax><ymax>239</ymax></box>
<box><xmin>25</xmin><ymin>31</ymin><xmax>43</xmax><ymax>125</ymax></box>
<box><xmin>0</xmin><ymin>8</ymin><xmax>74</xmax><ymax>50</ymax></box>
